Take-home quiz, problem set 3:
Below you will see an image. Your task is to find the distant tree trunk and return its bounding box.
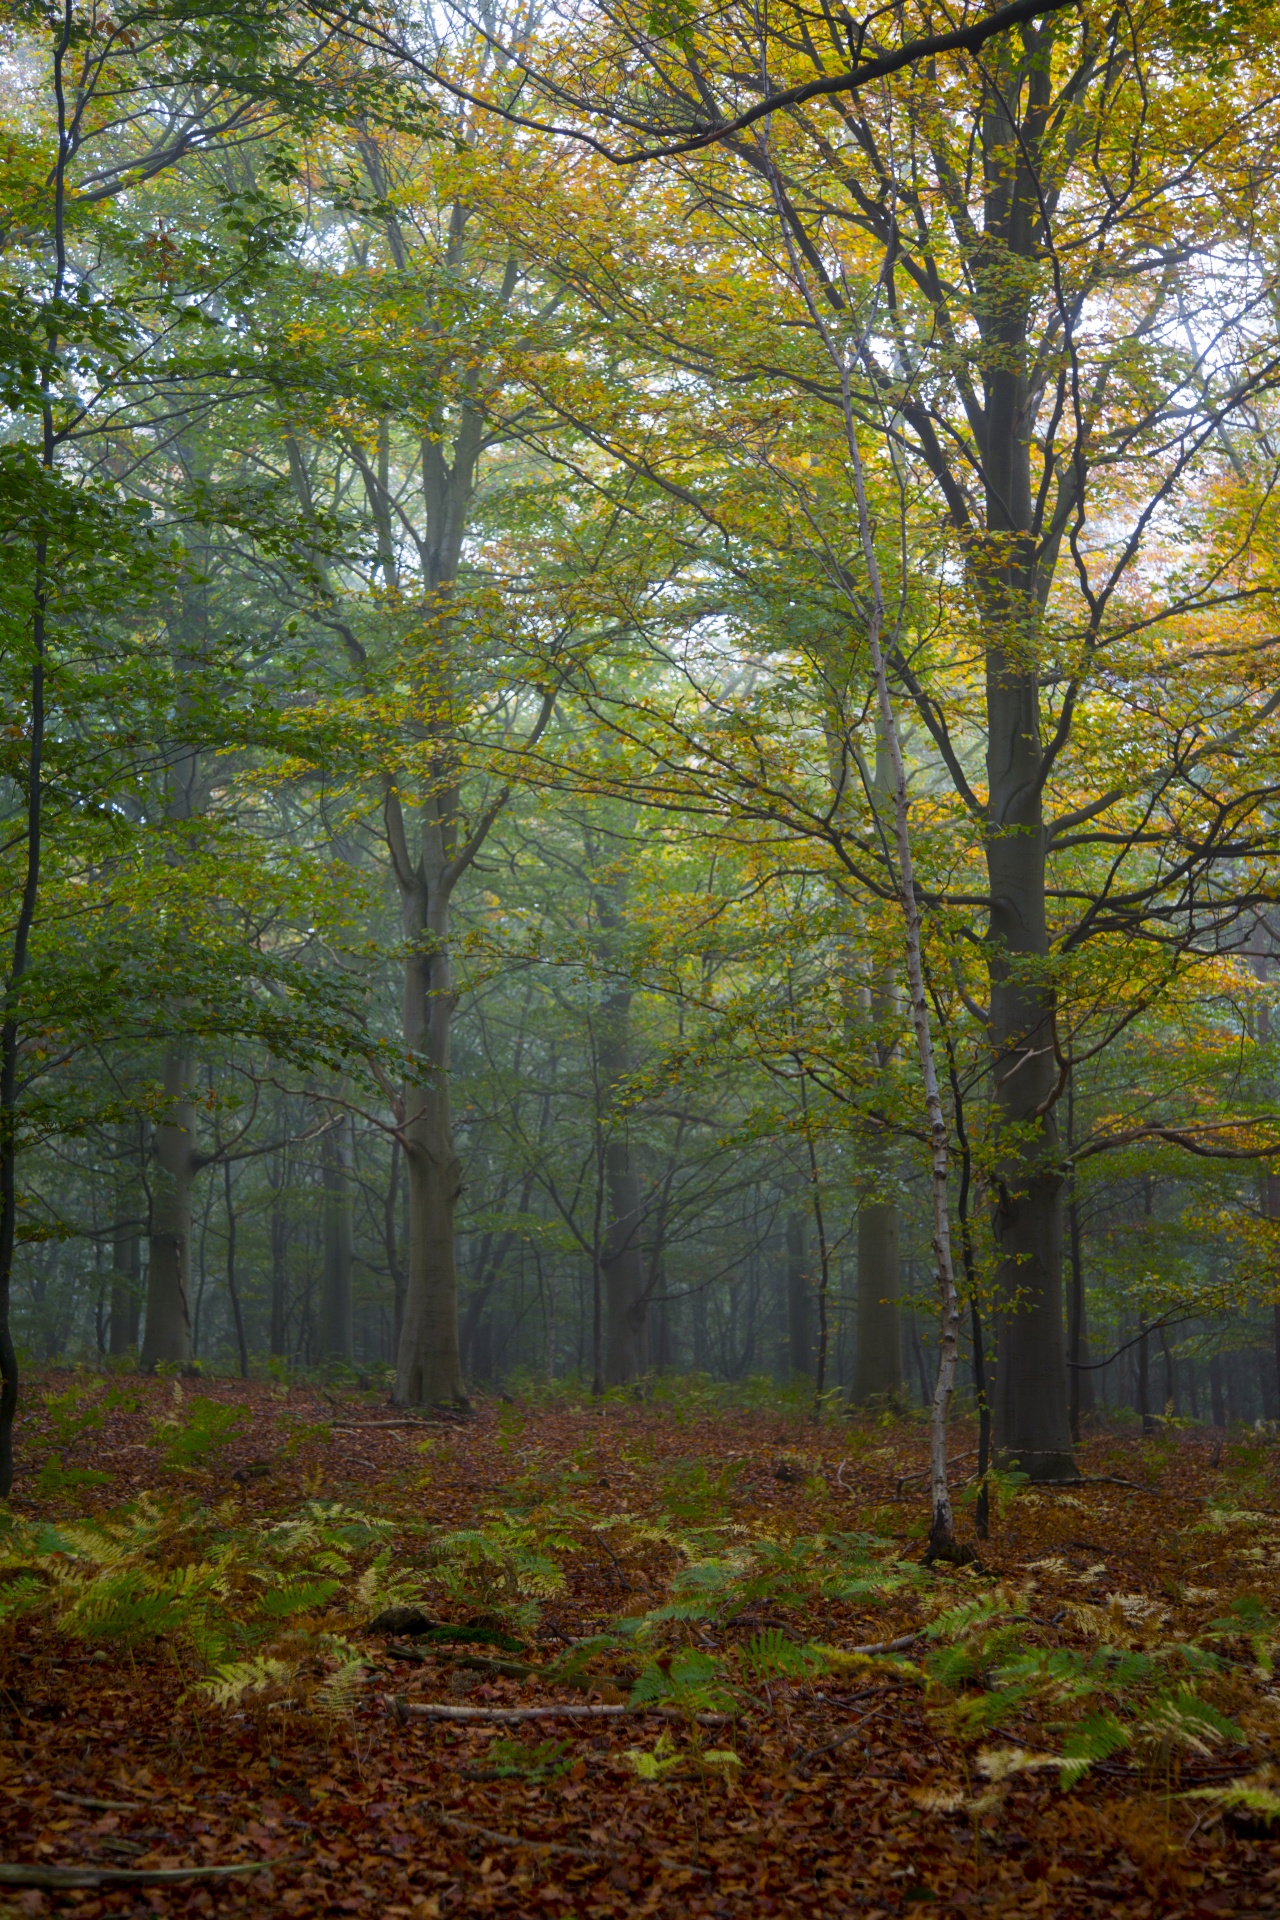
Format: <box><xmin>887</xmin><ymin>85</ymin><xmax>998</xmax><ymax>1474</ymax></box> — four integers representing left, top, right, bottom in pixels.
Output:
<box><xmin>649</xmin><ymin>1266</ymin><xmax>673</xmax><ymax>1371</ymax></box>
<box><xmin>786</xmin><ymin>1209</ymin><xmax>813</xmax><ymax>1378</ymax></box>
<box><xmin>1067</xmin><ymin>1189</ymin><xmax>1094</xmax><ymax>1438</ymax></box>
<box><xmin>109</xmin><ymin>1125</ymin><xmax>143</xmax><ymax>1357</ymax></box>
<box><xmin>392</xmin><ymin>843</ymin><xmax>466</xmax><ymax>1410</ymax></box>
<box><xmin>1137</xmin><ymin>1324</ymin><xmax>1154</xmax><ymax>1433</ymax></box>
<box><xmin>224</xmin><ymin>1159</ymin><xmax>249</xmax><ymax>1380</ymax></box>
<box><xmin>1210</xmin><ymin>1352</ymin><xmax>1227</xmax><ymax>1428</ymax></box>
<box><xmin>1159</xmin><ymin>1325</ymin><xmax>1178</xmax><ymax>1418</ymax></box>
<box><xmin>591</xmin><ymin>856</ymin><xmax>646</xmax><ymax>1387</ymax></box>
<box><xmin>853</xmin><ymin>1198</ymin><xmax>901</xmax><ymax>1404</ymax></box>
<box><xmin>141</xmin><ymin>1045</ymin><xmax>197</xmax><ymax>1370</ymax></box>
<box><xmin>692</xmin><ymin>1285</ymin><xmax>710</xmax><ymax>1373</ymax></box>
<box><xmin>269</xmin><ymin>1148</ymin><xmax>289</xmax><ymax>1360</ymax></box>
<box><xmin>386</xmin><ymin>1136</ymin><xmax>405</xmax><ymax>1345</ymax></box>
<box><xmin>320</xmin><ymin>1114</ymin><xmax>354</xmax><ymax>1365</ymax></box>
<box><xmin>1267</xmin><ymin>1167</ymin><xmax>1280</xmax><ymax>1409</ymax></box>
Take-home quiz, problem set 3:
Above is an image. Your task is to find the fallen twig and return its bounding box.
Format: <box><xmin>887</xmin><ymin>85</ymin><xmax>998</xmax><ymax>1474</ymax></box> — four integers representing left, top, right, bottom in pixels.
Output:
<box><xmin>386</xmin><ymin>1694</ymin><xmax>731</xmax><ymax>1727</ymax></box>
<box><xmin>385</xmin><ymin>1642</ymin><xmax>534</xmax><ymax>1681</ymax></box>
<box><xmin>0</xmin><ymin>1862</ymin><xmax>286</xmax><ymax>1889</ymax></box>
<box><xmin>52</xmin><ymin>1791</ymin><xmax>146</xmax><ymax>1813</ymax></box>
<box><xmin>844</xmin><ymin>1632</ymin><xmax>922</xmax><ymax>1657</ymax></box>
<box><xmin>436</xmin><ymin>1813</ymin><xmax>597</xmax><ymax>1859</ymax></box>
<box><xmin>896</xmin><ymin>1450</ymin><xmax>979</xmax><ymax>1495</ymax></box>
<box><xmin>795</xmin><ymin>1703</ymin><xmax>886</xmax><ymax>1769</ymax></box>
<box><xmin>328</xmin><ymin>1421</ymin><xmax>433</xmax><ymax>1432</ymax></box>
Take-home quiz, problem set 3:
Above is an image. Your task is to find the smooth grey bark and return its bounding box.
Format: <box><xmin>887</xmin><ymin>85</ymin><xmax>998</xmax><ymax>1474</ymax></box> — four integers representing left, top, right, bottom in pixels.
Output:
<box><xmin>392</xmin><ymin>836</ymin><xmax>467</xmax><ymax>1408</ymax></box>
<box><xmin>968</xmin><ymin>34</ymin><xmax>1074</xmax><ymax>1481</ymax></box>
<box><xmin>224</xmin><ymin>1158</ymin><xmax>249</xmax><ymax>1380</ymax></box>
<box><xmin>269</xmin><ymin>1145</ymin><xmax>289</xmax><ymax>1359</ymax></box>
<box><xmin>785</xmin><ymin>1209</ymin><xmax>813</xmax><ymax>1378</ymax></box>
<box><xmin>320</xmin><ymin>1114</ymin><xmax>354</xmax><ymax>1365</ymax></box>
<box><xmin>108</xmin><ymin>1125</ymin><xmax>143</xmax><ymax>1357</ymax></box>
<box><xmin>848</xmin><ymin>748</ymin><xmax>903</xmax><ymax>1408</ymax></box>
<box><xmin>140</xmin><ymin>1044</ymin><xmax>197</xmax><ymax>1370</ymax></box>
<box><xmin>602</xmin><ymin>1103</ymin><xmax>646</xmax><ymax>1383</ymax></box>
<box><xmin>853</xmin><ymin>1199</ymin><xmax>901</xmax><ymax>1404</ymax></box>
<box><xmin>590</xmin><ymin>857</ymin><xmax>647</xmax><ymax>1386</ymax></box>
<box><xmin>141</xmin><ymin>487</ymin><xmax>210</xmax><ymax>1374</ymax></box>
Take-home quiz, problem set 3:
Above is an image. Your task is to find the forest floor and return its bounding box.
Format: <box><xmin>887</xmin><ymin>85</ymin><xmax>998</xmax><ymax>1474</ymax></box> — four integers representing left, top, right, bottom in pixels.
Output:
<box><xmin>2</xmin><ymin>1374</ymin><xmax>1280</xmax><ymax>1917</ymax></box>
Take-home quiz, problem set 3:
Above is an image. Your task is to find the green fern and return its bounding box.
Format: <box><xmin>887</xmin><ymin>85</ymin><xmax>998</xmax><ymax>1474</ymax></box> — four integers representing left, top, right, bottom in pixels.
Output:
<box><xmin>741</xmin><ymin>1629</ymin><xmax>823</xmax><ymax>1684</ymax></box>
<box><xmin>258</xmin><ymin>1578</ymin><xmax>341</xmax><ymax>1620</ymax></box>
<box><xmin>1058</xmin><ymin>1711</ymin><xmax>1132</xmax><ymax>1787</ymax></box>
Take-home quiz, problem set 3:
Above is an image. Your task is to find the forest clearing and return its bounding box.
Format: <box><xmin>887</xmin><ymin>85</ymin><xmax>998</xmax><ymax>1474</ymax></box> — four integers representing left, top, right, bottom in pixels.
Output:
<box><xmin>2</xmin><ymin>1376</ymin><xmax>1280</xmax><ymax>1916</ymax></box>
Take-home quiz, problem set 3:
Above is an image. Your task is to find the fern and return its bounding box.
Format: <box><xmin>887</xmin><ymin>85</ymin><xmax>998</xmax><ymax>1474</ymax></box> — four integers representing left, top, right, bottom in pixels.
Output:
<box><xmin>156</xmin><ymin>1398</ymin><xmax>250</xmax><ymax>1470</ymax></box>
<box><xmin>741</xmin><ymin>1629</ymin><xmax>823</xmax><ymax>1684</ymax></box>
<box><xmin>201</xmin><ymin>1656</ymin><xmax>296</xmax><ymax>1708</ymax></box>
<box><xmin>485</xmin><ymin>1738</ymin><xmax>573</xmax><ymax>1782</ymax></box>
<box><xmin>1209</xmin><ymin>1593</ymin><xmax>1280</xmax><ymax>1674</ymax></box>
<box><xmin>1134</xmin><ymin>1689</ymin><xmax>1245</xmax><ymax>1760</ymax></box>
<box><xmin>1058</xmin><ymin>1711</ymin><xmax>1132</xmax><ymax>1787</ymax></box>
<box><xmin>258</xmin><ymin>1578</ymin><xmax>341</xmax><ymax>1620</ymax></box>
<box><xmin>624</xmin><ymin>1730</ymin><xmax>684</xmax><ymax>1781</ymax></box>
<box><xmin>1185</xmin><ymin>1771</ymin><xmax>1280</xmax><ymax>1826</ymax></box>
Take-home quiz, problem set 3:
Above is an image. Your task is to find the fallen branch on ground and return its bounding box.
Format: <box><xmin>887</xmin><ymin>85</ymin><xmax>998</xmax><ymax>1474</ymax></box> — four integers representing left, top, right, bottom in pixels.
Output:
<box><xmin>0</xmin><ymin>1862</ymin><xmax>286</xmax><ymax>1889</ymax></box>
<box><xmin>384</xmin><ymin>1641</ymin><xmax>631</xmax><ymax>1693</ymax></box>
<box><xmin>385</xmin><ymin>1695</ymin><xmax>731</xmax><ymax>1726</ymax></box>
<box><xmin>52</xmin><ymin>1791</ymin><xmax>145</xmax><ymax>1813</ymax></box>
<box><xmin>435</xmin><ymin>1814</ymin><xmax>598</xmax><ymax>1858</ymax></box>
<box><xmin>796</xmin><ymin>1703</ymin><xmax>887</xmax><ymax>1769</ymax></box>
<box><xmin>844</xmin><ymin>1633</ymin><xmax>922</xmax><ymax>1656</ymax></box>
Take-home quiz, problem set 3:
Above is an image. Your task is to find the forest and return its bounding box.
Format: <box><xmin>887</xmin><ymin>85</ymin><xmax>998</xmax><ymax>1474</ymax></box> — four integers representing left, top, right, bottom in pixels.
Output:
<box><xmin>6</xmin><ymin>0</ymin><xmax>1280</xmax><ymax>1913</ymax></box>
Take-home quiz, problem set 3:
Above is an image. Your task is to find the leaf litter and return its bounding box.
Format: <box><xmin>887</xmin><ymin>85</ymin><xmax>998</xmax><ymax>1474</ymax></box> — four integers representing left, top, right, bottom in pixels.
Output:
<box><xmin>2</xmin><ymin>1372</ymin><xmax>1280</xmax><ymax>1914</ymax></box>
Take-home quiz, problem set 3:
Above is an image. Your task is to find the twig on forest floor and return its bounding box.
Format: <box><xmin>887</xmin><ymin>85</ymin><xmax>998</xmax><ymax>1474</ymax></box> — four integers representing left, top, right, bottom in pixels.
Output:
<box><xmin>896</xmin><ymin>1450</ymin><xmax>979</xmax><ymax>1495</ymax></box>
<box><xmin>384</xmin><ymin>1642</ymin><xmax>632</xmax><ymax>1695</ymax></box>
<box><xmin>0</xmin><ymin>1861</ymin><xmax>288</xmax><ymax>1889</ymax></box>
<box><xmin>385</xmin><ymin>1695</ymin><xmax>732</xmax><ymax>1727</ymax></box>
<box><xmin>52</xmin><ymin>1791</ymin><xmax>146</xmax><ymax>1813</ymax></box>
<box><xmin>384</xmin><ymin>1642</ymin><xmax>535</xmax><ymax>1681</ymax></box>
<box><xmin>435</xmin><ymin>1813</ymin><xmax>598</xmax><ymax>1859</ymax></box>
<box><xmin>843</xmin><ymin>1632</ymin><xmax>922</xmax><ymax>1657</ymax></box>
<box><xmin>795</xmin><ymin>1702</ymin><xmax>887</xmax><ymax>1770</ymax></box>
<box><xmin>328</xmin><ymin>1421</ymin><xmax>433</xmax><ymax>1432</ymax></box>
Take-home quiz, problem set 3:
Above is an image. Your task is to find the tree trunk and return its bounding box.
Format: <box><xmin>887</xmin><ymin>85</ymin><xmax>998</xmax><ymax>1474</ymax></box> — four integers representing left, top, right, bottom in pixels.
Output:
<box><xmin>269</xmin><ymin>1150</ymin><xmax>289</xmax><ymax>1360</ymax></box>
<box><xmin>1210</xmin><ymin>1352</ymin><xmax>1226</xmax><ymax>1428</ymax></box>
<box><xmin>109</xmin><ymin>1125</ymin><xmax>142</xmax><ymax>1357</ymax></box>
<box><xmin>1137</xmin><ymin>1324</ymin><xmax>1154</xmax><ymax>1433</ymax></box>
<box><xmin>396</xmin><ymin>1072</ymin><xmax>465</xmax><ymax>1405</ymax></box>
<box><xmin>140</xmin><ymin>1044</ymin><xmax>196</xmax><ymax>1370</ymax></box>
<box><xmin>320</xmin><ymin>1114</ymin><xmax>354</xmax><ymax>1365</ymax></box>
<box><xmin>592</xmin><ymin>857</ymin><xmax>647</xmax><ymax>1387</ymax></box>
<box><xmin>224</xmin><ymin>1159</ymin><xmax>249</xmax><ymax>1381</ymax></box>
<box><xmin>603</xmin><ymin>1138</ymin><xmax>646</xmax><ymax>1384</ymax></box>
<box><xmin>392</xmin><ymin>832</ymin><xmax>466</xmax><ymax>1407</ymax></box>
<box><xmin>786</xmin><ymin>1209</ymin><xmax>813</xmax><ymax>1378</ymax></box>
<box><xmin>853</xmin><ymin>1199</ymin><xmax>901</xmax><ymax>1405</ymax></box>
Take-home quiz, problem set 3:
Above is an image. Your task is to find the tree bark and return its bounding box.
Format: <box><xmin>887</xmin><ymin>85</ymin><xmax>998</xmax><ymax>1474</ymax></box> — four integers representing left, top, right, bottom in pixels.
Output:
<box><xmin>109</xmin><ymin>1125</ymin><xmax>143</xmax><ymax>1357</ymax></box>
<box><xmin>786</xmin><ymin>1209</ymin><xmax>813</xmax><ymax>1378</ymax></box>
<box><xmin>320</xmin><ymin>1114</ymin><xmax>354</xmax><ymax>1365</ymax></box>
<box><xmin>393</xmin><ymin>873</ymin><xmax>466</xmax><ymax>1407</ymax></box>
<box><xmin>853</xmin><ymin>1199</ymin><xmax>901</xmax><ymax>1405</ymax></box>
<box><xmin>591</xmin><ymin>859</ymin><xmax>647</xmax><ymax>1386</ymax></box>
<box><xmin>140</xmin><ymin>1045</ymin><xmax>197</xmax><ymax>1371</ymax></box>
<box><xmin>269</xmin><ymin>1146</ymin><xmax>289</xmax><ymax>1360</ymax></box>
